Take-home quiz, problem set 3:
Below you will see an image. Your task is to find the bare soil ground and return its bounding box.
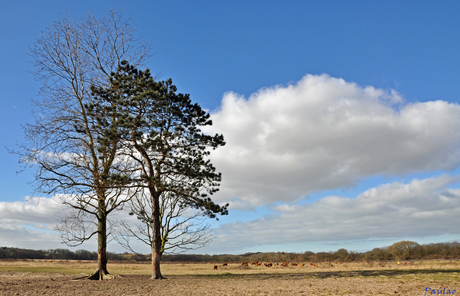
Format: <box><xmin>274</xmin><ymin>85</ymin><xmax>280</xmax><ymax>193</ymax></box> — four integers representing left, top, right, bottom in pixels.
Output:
<box><xmin>0</xmin><ymin>260</ymin><xmax>459</xmax><ymax>295</ymax></box>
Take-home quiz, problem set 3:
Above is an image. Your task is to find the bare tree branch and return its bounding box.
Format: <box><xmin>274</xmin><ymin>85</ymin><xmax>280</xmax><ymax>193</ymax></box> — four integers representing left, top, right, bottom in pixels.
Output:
<box><xmin>114</xmin><ymin>190</ymin><xmax>213</xmax><ymax>257</ymax></box>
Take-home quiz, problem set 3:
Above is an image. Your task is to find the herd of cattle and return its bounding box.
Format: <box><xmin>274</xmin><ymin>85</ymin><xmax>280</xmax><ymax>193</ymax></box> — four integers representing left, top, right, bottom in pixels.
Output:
<box><xmin>213</xmin><ymin>261</ymin><xmax>340</xmax><ymax>270</ymax></box>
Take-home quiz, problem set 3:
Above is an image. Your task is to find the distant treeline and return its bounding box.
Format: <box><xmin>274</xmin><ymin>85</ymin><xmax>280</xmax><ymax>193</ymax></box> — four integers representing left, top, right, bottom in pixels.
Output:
<box><xmin>0</xmin><ymin>247</ymin><xmax>123</xmax><ymax>261</ymax></box>
<box><xmin>1</xmin><ymin>241</ymin><xmax>460</xmax><ymax>263</ymax></box>
<box><xmin>162</xmin><ymin>241</ymin><xmax>460</xmax><ymax>263</ymax></box>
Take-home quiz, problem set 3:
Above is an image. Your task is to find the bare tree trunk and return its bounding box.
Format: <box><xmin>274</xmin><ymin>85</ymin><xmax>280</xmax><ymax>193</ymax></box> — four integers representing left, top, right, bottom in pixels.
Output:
<box><xmin>151</xmin><ymin>192</ymin><xmax>164</xmax><ymax>279</ymax></box>
<box><xmin>88</xmin><ymin>209</ymin><xmax>109</xmax><ymax>280</ymax></box>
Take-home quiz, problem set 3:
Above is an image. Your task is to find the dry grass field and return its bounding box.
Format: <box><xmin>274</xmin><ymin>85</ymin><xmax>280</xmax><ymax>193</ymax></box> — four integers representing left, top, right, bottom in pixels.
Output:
<box><xmin>0</xmin><ymin>259</ymin><xmax>459</xmax><ymax>295</ymax></box>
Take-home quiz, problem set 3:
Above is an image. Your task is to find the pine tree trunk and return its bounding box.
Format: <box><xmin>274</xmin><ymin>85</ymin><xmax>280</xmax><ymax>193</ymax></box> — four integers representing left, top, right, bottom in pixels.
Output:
<box><xmin>151</xmin><ymin>192</ymin><xmax>164</xmax><ymax>279</ymax></box>
<box><xmin>151</xmin><ymin>246</ymin><xmax>163</xmax><ymax>279</ymax></box>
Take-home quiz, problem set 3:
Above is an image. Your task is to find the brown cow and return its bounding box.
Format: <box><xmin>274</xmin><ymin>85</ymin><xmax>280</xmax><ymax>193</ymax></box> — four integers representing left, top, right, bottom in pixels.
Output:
<box><xmin>310</xmin><ymin>263</ymin><xmax>318</xmax><ymax>267</ymax></box>
<box><xmin>242</xmin><ymin>262</ymin><xmax>249</xmax><ymax>267</ymax></box>
<box><xmin>281</xmin><ymin>262</ymin><xmax>288</xmax><ymax>267</ymax></box>
<box><xmin>213</xmin><ymin>265</ymin><xmax>218</xmax><ymax>270</ymax></box>
<box><xmin>290</xmin><ymin>263</ymin><xmax>298</xmax><ymax>266</ymax></box>
<box><xmin>301</xmin><ymin>263</ymin><xmax>305</xmax><ymax>266</ymax></box>
<box><xmin>223</xmin><ymin>262</ymin><xmax>228</xmax><ymax>266</ymax></box>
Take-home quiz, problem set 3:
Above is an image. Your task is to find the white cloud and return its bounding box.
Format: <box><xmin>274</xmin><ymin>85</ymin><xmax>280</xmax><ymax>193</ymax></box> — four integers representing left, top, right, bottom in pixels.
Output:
<box><xmin>0</xmin><ymin>195</ymin><xmax>61</xmax><ymax>225</ymax></box>
<box><xmin>205</xmin><ymin>175</ymin><xmax>460</xmax><ymax>254</ymax></box>
<box><xmin>206</xmin><ymin>74</ymin><xmax>460</xmax><ymax>208</ymax></box>
<box><xmin>0</xmin><ymin>224</ymin><xmax>62</xmax><ymax>249</ymax></box>
<box><xmin>0</xmin><ymin>195</ymin><xmax>123</xmax><ymax>252</ymax></box>
<box><xmin>0</xmin><ymin>195</ymin><xmax>70</xmax><ymax>250</ymax></box>
<box><xmin>1</xmin><ymin>176</ymin><xmax>459</xmax><ymax>254</ymax></box>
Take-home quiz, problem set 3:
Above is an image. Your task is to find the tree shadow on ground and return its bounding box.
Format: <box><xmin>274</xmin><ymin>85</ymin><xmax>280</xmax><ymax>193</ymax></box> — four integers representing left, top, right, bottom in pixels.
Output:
<box><xmin>198</xmin><ymin>269</ymin><xmax>460</xmax><ymax>280</ymax></box>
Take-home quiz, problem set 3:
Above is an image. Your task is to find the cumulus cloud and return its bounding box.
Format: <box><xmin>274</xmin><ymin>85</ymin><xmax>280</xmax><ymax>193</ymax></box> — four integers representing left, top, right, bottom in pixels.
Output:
<box><xmin>207</xmin><ymin>175</ymin><xmax>460</xmax><ymax>253</ymax></box>
<box><xmin>2</xmin><ymin>176</ymin><xmax>459</xmax><ymax>254</ymax></box>
<box><xmin>0</xmin><ymin>195</ymin><xmax>61</xmax><ymax>226</ymax></box>
<box><xmin>0</xmin><ymin>196</ymin><xmax>63</xmax><ymax>249</ymax></box>
<box><xmin>0</xmin><ymin>224</ymin><xmax>62</xmax><ymax>250</ymax></box>
<box><xmin>205</xmin><ymin>74</ymin><xmax>460</xmax><ymax>208</ymax></box>
<box><xmin>0</xmin><ymin>195</ymin><xmax>131</xmax><ymax>252</ymax></box>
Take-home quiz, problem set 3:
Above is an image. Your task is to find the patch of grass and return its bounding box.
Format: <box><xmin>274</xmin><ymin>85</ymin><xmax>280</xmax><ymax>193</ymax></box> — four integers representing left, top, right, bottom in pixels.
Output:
<box><xmin>395</xmin><ymin>271</ymin><xmax>460</xmax><ymax>284</ymax></box>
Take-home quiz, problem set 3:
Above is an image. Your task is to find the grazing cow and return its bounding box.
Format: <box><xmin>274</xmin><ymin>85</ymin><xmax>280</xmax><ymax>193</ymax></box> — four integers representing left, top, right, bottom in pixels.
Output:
<box><xmin>242</xmin><ymin>262</ymin><xmax>249</xmax><ymax>267</ymax></box>
<box><xmin>256</xmin><ymin>263</ymin><xmax>262</xmax><ymax>266</ymax></box>
<box><xmin>213</xmin><ymin>265</ymin><xmax>218</xmax><ymax>270</ymax></box>
<box><xmin>310</xmin><ymin>263</ymin><xmax>318</xmax><ymax>267</ymax></box>
<box><xmin>290</xmin><ymin>263</ymin><xmax>298</xmax><ymax>266</ymax></box>
<box><xmin>223</xmin><ymin>263</ymin><xmax>228</xmax><ymax>266</ymax></box>
<box><xmin>282</xmin><ymin>262</ymin><xmax>288</xmax><ymax>267</ymax></box>
<box><xmin>301</xmin><ymin>263</ymin><xmax>305</xmax><ymax>266</ymax></box>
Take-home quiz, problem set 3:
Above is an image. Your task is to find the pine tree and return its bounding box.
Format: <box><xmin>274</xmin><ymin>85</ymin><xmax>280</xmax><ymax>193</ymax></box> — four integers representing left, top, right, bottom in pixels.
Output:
<box><xmin>90</xmin><ymin>61</ymin><xmax>228</xmax><ymax>279</ymax></box>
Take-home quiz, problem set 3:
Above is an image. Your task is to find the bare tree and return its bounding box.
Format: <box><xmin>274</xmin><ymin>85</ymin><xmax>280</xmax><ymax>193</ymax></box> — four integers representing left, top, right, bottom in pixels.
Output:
<box><xmin>19</xmin><ymin>10</ymin><xmax>151</xmax><ymax>280</ymax></box>
<box><xmin>114</xmin><ymin>190</ymin><xmax>213</xmax><ymax>257</ymax></box>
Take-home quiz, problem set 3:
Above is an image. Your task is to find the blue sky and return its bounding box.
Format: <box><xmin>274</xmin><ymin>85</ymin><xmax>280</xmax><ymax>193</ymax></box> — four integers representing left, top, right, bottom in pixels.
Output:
<box><xmin>1</xmin><ymin>0</ymin><xmax>460</xmax><ymax>255</ymax></box>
